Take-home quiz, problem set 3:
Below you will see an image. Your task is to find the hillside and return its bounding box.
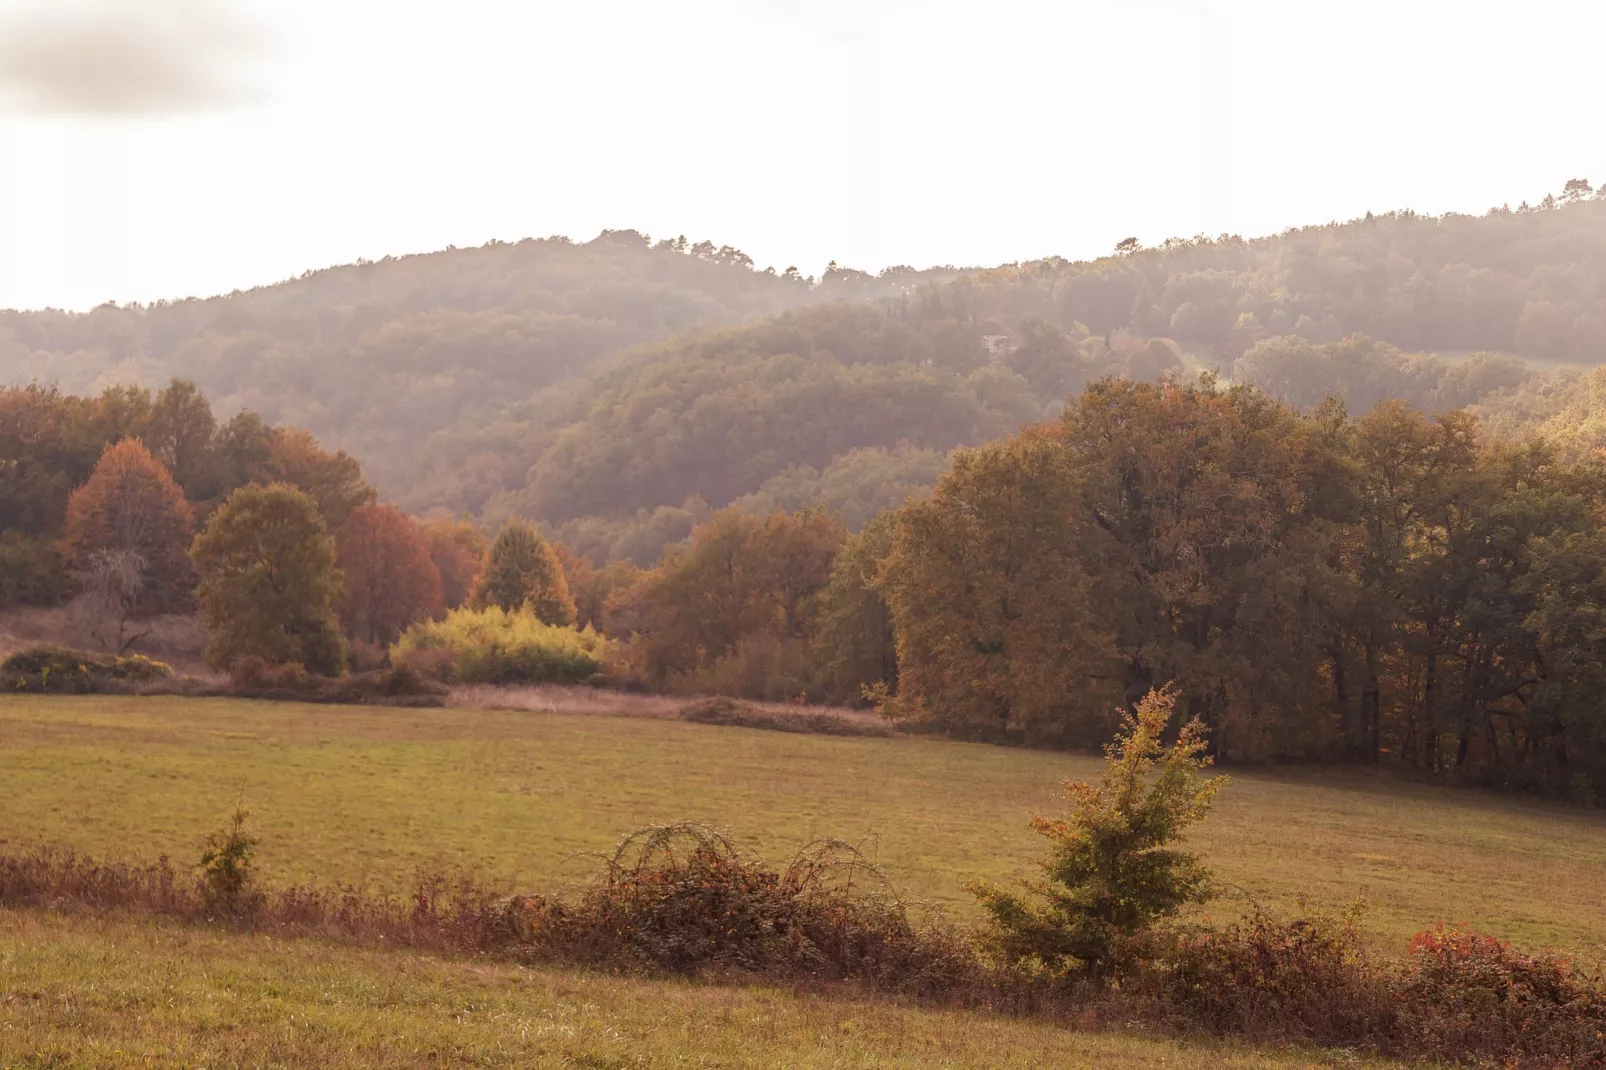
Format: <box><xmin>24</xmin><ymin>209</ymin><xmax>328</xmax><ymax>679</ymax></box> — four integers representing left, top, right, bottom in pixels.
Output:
<box><xmin>4</xmin><ymin>192</ymin><xmax>1604</xmax><ymax>546</ymax></box>
<box><xmin>0</xmin><ymin>232</ymin><xmax>960</xmax><ymax>498</ymax></box>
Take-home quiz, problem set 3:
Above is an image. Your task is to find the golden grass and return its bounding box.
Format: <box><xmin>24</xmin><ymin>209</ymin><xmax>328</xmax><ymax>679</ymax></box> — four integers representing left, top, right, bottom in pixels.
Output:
<box><xmin>0</xmin><ymin>908</ymin><xmax>1398</xmax><ymax>1068</ymax></box>
<box><xmin>2</xmin><ymin>694</ymin><xmax>1604</xmax><ymax>958</ymax></box>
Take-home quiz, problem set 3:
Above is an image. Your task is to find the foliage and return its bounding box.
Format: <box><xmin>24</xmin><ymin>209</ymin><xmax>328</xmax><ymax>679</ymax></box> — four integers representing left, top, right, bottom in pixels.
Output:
<box><xmin>221</xmin><ymin>656</ymin><xmax>447</xmax><ymax>707</ymax></box>
<box><xmin>198</xmin><ymin>809</ymin><xmax>260</xmax><ymax>917</ymax></box>
<box><xmin>868</xmin><ymin>373</ymin><xmax>1606</xmax><ymax>797</ymax></box>
<box><xmin>259</xmin><ymin>427</ymin><xmax>376</xmax><ymax>529</ymax></box>
<box><xmin>0</xmin><ymin>531</ymin><xmax>71</xmax><ymax>608</ymax></box>
<box><xmin>1141</xmin><ymin>904</ymin><xmax>1387</xmax><ymax>1044</ymax></box>
<box><xmin>1</xmin><ymin>645</ymin><xmax>173</xmax><ymax>693</ymax></box>
<box><xmin>973</xmin><ymin>687</ymin><xmax>1225</xmax><ymax>977</ymax></box>
<box><xmin>335</xmin><ymin>504</ymin><xmax>445</xmax><ymax>646</ymax></box>
<box><xmin>63</xmin><ymin>438</ymin><xmax>195</xmax><ymax>613</ymax></box>
<box><xmin>622</xmin><ymin>507</ymin><xmax>844</xmax><ymax>700</ymax></box>
<box><xmin>882</xmin><ymin>427</ymin><xmax>1117</xmax><ymax>743</ymax></box>
<box><xmin>468</xmin><ymin>520</ymin><xmax>575</xmax><ymax>625</ymax></box>
<box><xmin>1396</xmin><ymin>922</ymin><xmax>1606</xmax><ymax>1063</ymax></box>
<box><xmin>391</xmin><ymin>606</ymin><xmax>609</xmax><ymax>685</ymax></box>
<box><xmin>808</xmin><ymin>512</ymin><xmax>899</xmax><ymax>705</ymax></box>
<box><xmin>189</xmin><ymin>483</ymin><xmax>346</xmax><ymax>675</ymax></box>
<box><xmin>421</xmin><ymin>517</ymin><xmax>488</xmax><ymax>610</ymax></box>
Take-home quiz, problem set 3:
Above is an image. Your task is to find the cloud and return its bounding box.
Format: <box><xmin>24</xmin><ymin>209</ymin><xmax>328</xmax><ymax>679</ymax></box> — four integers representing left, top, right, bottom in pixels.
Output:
<box><xmin>0</xmin><ymin>0</ymin><xmax>264</xmax><ymax>116</ymax></box>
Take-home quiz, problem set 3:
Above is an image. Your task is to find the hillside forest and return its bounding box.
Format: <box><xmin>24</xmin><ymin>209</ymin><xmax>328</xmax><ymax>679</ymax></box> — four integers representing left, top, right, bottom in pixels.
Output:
<box><xmin>5</xmin><ymin>183</ymin><xmax>1606</xmax><ymax>801</ymax></box>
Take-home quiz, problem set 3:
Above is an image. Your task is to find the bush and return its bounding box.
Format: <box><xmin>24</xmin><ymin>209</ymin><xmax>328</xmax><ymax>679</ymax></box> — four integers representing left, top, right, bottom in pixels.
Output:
<box><xmin>1396</xmin><ymin>923</ymin><xmax>1606</xmax><ymax>1064</ymax></box>
<box><xmin>1137</xmin><ymin>905</ymin><xmax>1393</xmax><ymax>1046</ymax></box>
<box><xmin>541</xmin><ymin>823</ymin><xmax>967</xmax><ymax>988</ymax></box>
<box><xmin>1</xmin><ymin>646</ymin><xmax>174</xmax><ymax>693</ymax></box>
<box><xmin>225</xmin><ymin>655</ymin><xmax>447</xmax><ymax>707</ymax></box>
<box><xmin>391</xmin><ymin>606</ymin><xmax>610</xmax><ymax>685</ymax></box>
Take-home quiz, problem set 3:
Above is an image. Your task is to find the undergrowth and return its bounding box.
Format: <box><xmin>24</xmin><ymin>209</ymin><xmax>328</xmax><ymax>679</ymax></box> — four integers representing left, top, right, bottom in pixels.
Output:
<box><xmin>1</xmin><ymin>823</ymin><xmax>1601</xmax><ymax>1066</ymax></box>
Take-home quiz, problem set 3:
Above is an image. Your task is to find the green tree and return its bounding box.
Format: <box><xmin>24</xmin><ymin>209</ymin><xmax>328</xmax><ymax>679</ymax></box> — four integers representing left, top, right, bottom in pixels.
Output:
<box><xmin>972</xmin><ymin>686</ymin><xmax>1225</xmax><ymax>977</ymax></box>
<box><xmin>190</xmin><ymin>483</ymin><xmax>346</xmax><ymax>674</ymax></box>
<box><xmin>468</xmin><ymin>519</ymin><xmax>576</xmax><ymax>625</ymax></box>
<box><xmin>148</xmin><ymin>379</ymin><xmax>220</xmax><ymax>501</ymax></box>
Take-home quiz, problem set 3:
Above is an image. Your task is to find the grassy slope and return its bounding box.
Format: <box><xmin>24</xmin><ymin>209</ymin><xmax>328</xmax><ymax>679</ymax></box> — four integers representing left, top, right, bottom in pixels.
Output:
<box><xmin>0</xmin><ymin>909</ymin><xmax>1396</xmax><ymax>1070</ymax></box>
<box><xmin>3</xmin><ymin>696</ymin><xmax>1604</xmax><ymax>957</ymax></box>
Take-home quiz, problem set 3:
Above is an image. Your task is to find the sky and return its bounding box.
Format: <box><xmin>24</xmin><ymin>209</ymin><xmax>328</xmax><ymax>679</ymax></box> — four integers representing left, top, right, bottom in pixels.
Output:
<box><xmin>0</xmin><ymin>0</ymin><xmax>1600</xmax><ymax>312</ymax></box>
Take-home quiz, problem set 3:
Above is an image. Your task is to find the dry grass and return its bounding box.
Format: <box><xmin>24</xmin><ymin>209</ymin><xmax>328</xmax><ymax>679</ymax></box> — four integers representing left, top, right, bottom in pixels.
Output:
<box><xmin>449</xmin><ymin>682</ymin><xmax>886</xmax><ymax>727</ymax></box>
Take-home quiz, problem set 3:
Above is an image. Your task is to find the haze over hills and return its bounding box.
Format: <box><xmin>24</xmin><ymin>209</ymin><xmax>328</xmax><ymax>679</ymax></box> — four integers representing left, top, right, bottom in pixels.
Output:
<box><xmin>4</xmin><ymin>188</ymin><xmax>1606</xmax><ymax>563</ymax></box>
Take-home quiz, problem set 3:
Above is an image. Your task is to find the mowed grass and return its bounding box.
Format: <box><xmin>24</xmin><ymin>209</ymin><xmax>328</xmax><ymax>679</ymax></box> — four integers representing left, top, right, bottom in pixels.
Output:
<box><xmin>0</xmin><ymin>909</ymin><xmax>1396</xmax><ymax>1069</ymax></box>
<box><xmin>3</xmin><ymin>695</ymin><xmax>1606</xmax><ymax>956</ymax></box>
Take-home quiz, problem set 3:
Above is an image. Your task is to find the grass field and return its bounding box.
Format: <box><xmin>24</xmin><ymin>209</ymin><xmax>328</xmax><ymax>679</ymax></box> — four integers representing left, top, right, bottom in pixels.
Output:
<box><xmin>3</xmin><ymin>694</ymin><xmax>1605</xmax><ymax>957</ymax></box>
<box><xmin>0</xmin><ymin>908</ymin><xmax>1403</xmax><ymax>1069</ymax></box>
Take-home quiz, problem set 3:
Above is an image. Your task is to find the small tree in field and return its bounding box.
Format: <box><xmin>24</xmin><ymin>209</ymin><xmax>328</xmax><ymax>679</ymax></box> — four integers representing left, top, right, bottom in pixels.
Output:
<box><xmin>972</xmin><ymin>686</ymin><xmax>1225</xmax><ymax>978</ymax></box>
<box><xmin>190</xmin><ymin>483</ymin><xmax>346</xmax><ymax>675</ymax></box>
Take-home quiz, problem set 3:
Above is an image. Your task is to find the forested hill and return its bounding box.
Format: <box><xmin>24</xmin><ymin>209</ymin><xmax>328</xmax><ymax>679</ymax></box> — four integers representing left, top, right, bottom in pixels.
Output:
<box><xmin>936</xmin><ymin>194</ymin><xmax>1606</xmax><ymax>361</ymax></box>
<box><xmin>404</xmin><ymin>194</ymin><xmax>1606</xmax><ymax>561</ymax></box>
<box><xmin>0</xmin><ymin>231</ymin><xmax>962</xmax><ymax>494</ymax></box>
<box><xmin>4</xmin><ymin>189</ymin><xmax>1604</xmax><ymax>558</ymax></box>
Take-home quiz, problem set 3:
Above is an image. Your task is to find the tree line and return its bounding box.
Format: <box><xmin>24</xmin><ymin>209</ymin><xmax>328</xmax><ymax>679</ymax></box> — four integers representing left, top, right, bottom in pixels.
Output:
<box><xmin>8</xmin><ymin>375</ymin><xmax>1606</xmax><ymax>800</ymax></box>
<box><xmin>565</xmin><ymin>376</ymin><xmax>1606</xmax><ymax>802</ymax></box>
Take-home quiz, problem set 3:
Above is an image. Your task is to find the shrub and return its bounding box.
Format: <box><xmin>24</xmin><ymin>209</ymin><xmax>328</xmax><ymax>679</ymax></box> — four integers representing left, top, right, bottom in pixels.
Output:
<box><xmin>1138</xmin><ymin>904</ymin><xmax>1393</xmax><ymax>1046</ymax></box>
<box><xmin>2</xmin><ymin>645</ymin><xmax>174</xmax><ymax>693</ymax></box>
<box><xmin>224</xmin><ymin>655</ymin><xmax>447</xmax><ymax>706</ymax></box>
<box><xmin>548</xmin><ymin>823</ymin><xmax>966</xmax><ymax>988</ymax></box>
<box><xmin>391</xmin><ymin>606</ymin><xmax>610</xmax><ymax>685</ymax></box>
<box><xmin>198</xmin><ymin>809</ymin><xmax>262</xmax><ymax>918</ymax></box>
<box><xmin>1397</xmin><ymin>923</ymin><xmax>1606</xmax><ymax>1063</ymax></box>
<box><xmin>972</xmin><ymin>686</ymin><xmax>1225</xmax><ymax>978</ymax></box>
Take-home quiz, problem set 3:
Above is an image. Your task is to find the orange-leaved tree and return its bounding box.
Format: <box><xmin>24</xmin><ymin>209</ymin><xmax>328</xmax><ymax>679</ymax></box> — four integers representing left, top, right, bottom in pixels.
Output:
<box><xmin>259</xmin><ymin>427</ymin><xmax>376</xmax><ymax>529</ymax></box>
<box><xmin>336</xmin><ymin>504</ymin><xmax>445</xmax><ymax>646</ymax></box>
<box><xmin>64</xmin><ymin>437</ymin><xmax>196</xmax><ymax>613</ymax></box>
<box><xmin>423</xmin><ymin>517</ymin><xmax>489</xmax><ymax>610</ymax></box>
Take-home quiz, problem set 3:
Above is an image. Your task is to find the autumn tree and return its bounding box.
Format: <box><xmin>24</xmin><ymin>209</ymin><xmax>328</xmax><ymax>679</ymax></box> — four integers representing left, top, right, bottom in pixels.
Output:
<box><xmin>631</xmin><ymin>507</ymin><xmax>844</xmax><ymax>698</ymax></box>
<box><xmin>423</xmin><ymin>518</ymin><xmax>489</xmax><ymax>609</ymax></box>
<box><xmin>882</xmin><ymin>428</ymin><xmax>1119</xmax><ymax>744</ymax></box>
<box><xmin>468</xmin><ymin>519</ymin><xmax>576</xmax><ymax>625</ymax></box>
<box><xmin>260</xmin><ymin>427</ymin><xmax>376</xmax><ymax>529</ymax></box>
<box><xmin>554</xmin><ymin>542</ymin><xmax>640</xmax><ymax>632</ymax></box>
<box><xmin>190</xmin><ymin>483</ymin><xmax>346</xmax><ymax>675</ymax></box>
<box><xmin>973</xmin><ymin>687</ymin><xmax>1225</xmax><ymax>977</ymax></box>
<box><xmin>336</xmin><ymin>504</ymin><xmax>445</xmax><ymax>646</ymax></box>
<box><xmin>809</xmin><ymin>512</ymin><xmax>898</xmax><ymax>705</ymax></box>
<box><xmin>64</xmin><ymin>438</ymin><xmax>196</xmax><ymax>613</ymax></box>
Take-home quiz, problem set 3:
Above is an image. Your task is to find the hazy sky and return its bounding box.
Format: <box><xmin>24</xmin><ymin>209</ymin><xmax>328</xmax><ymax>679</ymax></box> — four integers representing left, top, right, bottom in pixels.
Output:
<box><xmin>0</xmin><ymin>0</ymin><xmax>1600</xmax><ymax>312</ymax></box>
